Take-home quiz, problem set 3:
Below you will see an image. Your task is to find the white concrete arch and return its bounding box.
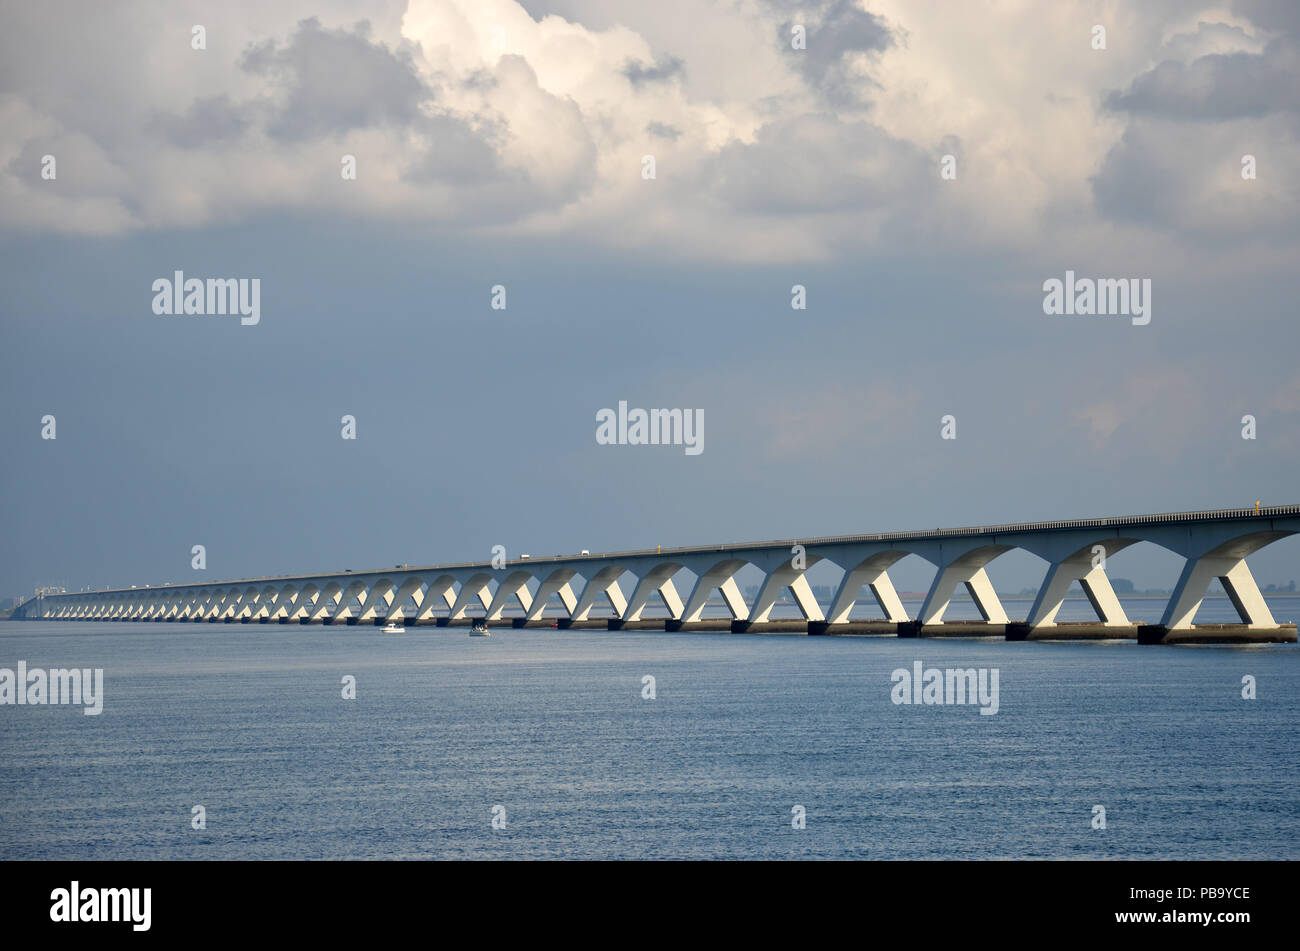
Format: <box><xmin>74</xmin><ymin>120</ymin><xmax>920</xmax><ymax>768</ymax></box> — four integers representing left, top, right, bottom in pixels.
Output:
<box><xmin>679</xmin><ymin>557</ymin><xmax>751</xmax><ymax>622</ymax></box>
<box><xmin>1015</xmin><ymin>537</ymin><xmax>1142</xmax><ymax>628</ymax></box>
<box><xmin>414</xmin><ymin>575</ymin><xmax>457</xmax><ymax>622</ymax></box>
<box><xmin>285</xmin><ymin>583</ymin><xmax>319</xmax><ymax>621</ymax></box>
<box><xmin>1160</xmin><ymin>529</ymin><xmax>1293</xmax><ymax>629</ymax></box>
<box><xmin>207</xmin><ymin>589</ymin><xmax>231</xmax><ymax>620</ymax></box>
<box><xmin>246</xmin><ymin>585</ymin><xmax>279</xmax><ymax>620</ymax></box>
<box><xmin>226</xmin><ymin>587</ymin><xmax>260</xmax><ymax>620</ymax></box>
<box><xmin>822</xmin><ymin>549</ymin><xmax>911</xmax><ymax>623</ymax></box>
<box><xmin>384</xmin><ymin>577</ymin><xmax>426</xmax><ymax>621</ymax></box>
<box><xmin>263</xmin><ymin>583</ymin><xmax>298</xmax><ymax>620</ymax></box>
<box><xmin>526</xmin><ymin>568</ymin><xmax>579</xmax><ymax>621</ymax></box>
<box><xmin>916</xmin><ymin>542</ymin><xmax>1015</xmax><ymax>625</ymax></box>
<box><xmin>309</xmin><ymin>581</ymin><xmax>344</xmax><ymax>622</ymax></box>
<box><xmin>486</xmin><ymin>570</ymin><xmax>536</xmax><ymax>621</ymax></box>
<box><xmin>449</xmin><ymin>573</ymin><xmax>494</xmax><ymax>619</ymax></box>
<box><xmin>329</xmin><ymin>580</ymin><xmax>369</xmax><ymax>623</ymax></box>
<box><xmin>623</xmin><ymin>561</ymin><xmax>687</xmax><ymax>622</ymax></box>
<box><xmin>356</xmin><ymin>578</ymin><xmax>398</xmax><ymax>621</ymax></box>
<box><xmin>571</xmin><ymin>565</ymin><xmax>630</xmax><ymax>621</ymax></box>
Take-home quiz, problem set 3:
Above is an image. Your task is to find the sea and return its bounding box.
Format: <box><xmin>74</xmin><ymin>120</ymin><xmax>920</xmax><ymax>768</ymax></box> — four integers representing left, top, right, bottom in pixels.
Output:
<box><xmin>1</xmin><ymin>595</ymin><xmax>1296</xmax><ymax>860</ymax></box>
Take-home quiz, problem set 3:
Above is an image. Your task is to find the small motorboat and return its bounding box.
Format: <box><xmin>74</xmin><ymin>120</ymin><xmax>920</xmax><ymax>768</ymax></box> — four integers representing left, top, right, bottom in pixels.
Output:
<box><xmin>469</xmin><ymin>619</ymin><xmax>490</xmax><ymax>637</ymax></box>
<box><xmin>381</xmin><ymin>620</ymin><xmax>405</xmax><ymax>634</ymax></box>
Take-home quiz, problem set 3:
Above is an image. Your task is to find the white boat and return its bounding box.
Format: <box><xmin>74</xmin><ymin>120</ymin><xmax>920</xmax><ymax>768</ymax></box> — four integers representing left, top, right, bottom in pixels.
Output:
<box><xmin>381</xmin><ymin>620</ymin><xmax>405</xmax><ymax>634</ymax></box>
<box><xmin>469</xmin><ymin>620</ymin><xmax>490</xmax><ymax>637</ymax></box>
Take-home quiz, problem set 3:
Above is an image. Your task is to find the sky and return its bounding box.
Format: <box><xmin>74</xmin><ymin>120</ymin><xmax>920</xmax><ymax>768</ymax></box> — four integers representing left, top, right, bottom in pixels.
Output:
<box><xmin>1</xmin><ymin>0</ymin><xmax>1298</xmax><ymax>600</ymax></box>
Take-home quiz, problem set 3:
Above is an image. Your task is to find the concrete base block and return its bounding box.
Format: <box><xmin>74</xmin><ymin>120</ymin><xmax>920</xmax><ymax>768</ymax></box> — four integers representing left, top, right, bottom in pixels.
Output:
<box><xmin>808</xmin><ymin>620</ymin><xmax>901</xmax><ymax>636</ymax></box>
<box><xmin>1138</xmin><ymin>623</ymin><xmax>1297</xmax><ymax>645</ymax></box>
<box><xmin>664</xmin><ymin>619</ymin><xmax>734</xmax><ymax>632</ymax></box>
<box><xmin>730</xmin><ymin>619</ymin><xmax>809</xmax><ymax>634</ymax></box>
<box><xmin>1006</xmin><ymin>622</ymin><xmax>1138</xmax><ymax>641</ymax></box>
<box><xmin>607</xmin><ymin>619</ymin><xmax>663</xmax><ymax>631</ymax></box>
<box><xmin>918</xmin><ymin>621</ymin><xmax>1006</xmax><ymax>637</ymax></box>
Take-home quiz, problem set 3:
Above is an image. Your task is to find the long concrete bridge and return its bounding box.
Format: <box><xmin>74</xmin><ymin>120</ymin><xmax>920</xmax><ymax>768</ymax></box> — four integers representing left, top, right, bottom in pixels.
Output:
<box><xmin>12</xmin><ymin>505</ymin><xmax>1300</xmax><ymax>644</ymax></box>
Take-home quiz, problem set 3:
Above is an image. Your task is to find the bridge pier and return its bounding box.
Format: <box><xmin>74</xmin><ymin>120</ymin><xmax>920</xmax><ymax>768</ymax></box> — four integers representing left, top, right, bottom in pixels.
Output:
<box><xmin>556</xmin><ymin>618</ymin><xmax>608</xmax><ymax>630</ymax></box>
<box><xmin>1138</xmin><ymin>623</ymin><xmax>1297</xmax><ymax>645</ymax></box>
<box><xmin>1006</xmin><ymin>621</ymin><xmax>1138</xmax><ymax>641</ymax></box>
<box><xmin>918</xmin><ymin>550</ymin><xmax>1011</xmax><ymax>627</ymax></box>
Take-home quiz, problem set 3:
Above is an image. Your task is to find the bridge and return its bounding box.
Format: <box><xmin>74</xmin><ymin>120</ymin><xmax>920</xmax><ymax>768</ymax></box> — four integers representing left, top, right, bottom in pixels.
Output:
<box><xmin>12</xmin><ymin>505</ymin><xmax>1300</xmax><ymax>644</ymax></box>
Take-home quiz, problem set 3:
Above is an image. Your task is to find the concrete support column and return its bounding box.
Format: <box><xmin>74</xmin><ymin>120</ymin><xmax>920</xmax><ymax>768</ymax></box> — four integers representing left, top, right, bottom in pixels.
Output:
<box><xmin>920</xmin><ymin>565</ymin><xmax>1009</xmax><ymax>625</ymax></box>
<box><xmin>266</xmin><ymin>588</ymin><xmax>297</xmax><ymax>620</ymax></box>
<box><xmin>357</xmin><ymin>584</ymin><xmax>395</xmax><ymax>622</ymax></box>
<box><xmin>236</xmin><ymin>593</ymin><xmax>262</xmax><ymax>621</ymax></box>
<box><xmin>750</xmin><ymin>569</ymin><xmax>825</xmax><ymax>622</ymax></box>
<box><xmin>624</xmin><ymin>568</ymin><xmax>685</xmax><ymax>621</ymax></box>
<box><xmin>487</xmin><ymin>573</ymin><xmax>534</xmax><ymax>621</ymax></box>
<box><xmin>308</xmin><ymin>590</ymin><xmax>339</xmax><ymax>623</ymax></box>
<box><xmin>208</xmin><ymin>592</ymin><xmax>234</xmax><ymax>620</ymax></box>
<box><xmin>1162</xmin><ymin>556</ymin><xmax>1276</xmax><ymax>630</ymax></box>
<box><xmin>450</xmin><ymin>577</ymin><xmax>493</xmax><ymax>619</ymax></box>
<box><xmin>572</xmin><ymin>568</ymin><xmax>627</xmax><ymax>621</ymax></box>
<box><xmin>415</xmin><ymin>580</ymin><xmax>456</xmax><ymax>622</ymax></box>
<box><xmin>383</xmin><ymin>578</ymin><xmax>426</xmax><ymax>622</ymax></box>
<box><xmin>285</xmin><ymin>589</ymin><xmax>317</xmax><ymax>621</ymax></box>
<box><xmin>682</xmin><ymin>562</ymin><xmax>750</xmax><ymax>622</ymax></box>
<box><xmin>525</xmin><ymin>573</ymin><xmax>578</xmax><ymax>621</ymax></box>
<box><xmin>247</xmin><ymin>592</ymin><xmax>273</xmax><ymax>621</ymax></box>
<box><xmin>329</xmin><ymin>587</ymin><xmax>365</xmax><ymax>624</ymax></box>
<box><xmin>1027</xmin><ymin>561</ymin><xmax>1129</xmax><ymax>628</ymax></box>
<box><xmin>832</xmin><ymin>565</ymin><xmax>909</xmax><ymax>624</ymax></box>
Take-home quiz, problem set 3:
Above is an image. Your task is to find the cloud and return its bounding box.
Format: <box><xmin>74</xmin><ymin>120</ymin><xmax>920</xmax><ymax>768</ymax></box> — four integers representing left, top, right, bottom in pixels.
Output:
<box><xmin>0</xmin><ymin>0</ymin><xmax>1297</xmax><ymax>273</ymax></box>
<box><xmin>645</xmin><ymin>120</ymin><xmax>681</xmax><ymax>140</ymax></box>
<box><xmin>705</xmin><ymin>112</ymin><xmax>928</xmax><ymax>216</ymax></box>
<box><xmin>240</xmin><ymin>18</ymin><xmax>431</xmax><ymax>141</ymax></box>
<box><xmin>622</xmin><ymin>55</ymin><xmax>684</xmax><ymax>87</ymax></box>
<box><xmin>151</xmin><ymin>95</ymin><xmax>251</xmax><ymax>149</ymax></box>
<box><xmin>1104</xmin><ymin>45</ymin><xmax>1299</xmax><ymax>121</ymax></box>
<box><xmin>776</xmin><ymin>0</ymin><xmax>893</xmax><ymax>106</ymax></box>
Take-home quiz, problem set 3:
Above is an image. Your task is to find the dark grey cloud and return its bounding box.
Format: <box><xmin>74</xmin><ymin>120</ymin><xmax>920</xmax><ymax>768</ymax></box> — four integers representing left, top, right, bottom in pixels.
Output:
<box><xmin>151</xmin><ymin>95</ymin><xmax>251</xmax><ymax>149</ymax></box>
<box><xmin>779</xmin><ymin>0</ymin><xmax>892</xmax><ymax>107</ymax></box>
<box><xmin>1232</xmin><ymin>0</ymin><xmax>1300</xmax><ymax>36</ymax></box>
<box><xmin>622</xmin><ymin>55</ymin><xmax>684</xmax><ymax>87</ymax></box>
<box><xmin>1089</xmin><ymin>124</ymin><xmax>1187</xmax><ymax>226</ymax></box>
<box><xmin>646</xmin><ymin>120</ymin><xmax>681</xmax><ymax>140</ymax></box>
<box><xmin>1105</xmin><ymin>43</ymin><xmax>1299</xmax><ymax>121</ymax></box>
<box><xmin>241</xmin><ymin>17</ymin><xmax>430</xmax><ymax>141</ymax></box>
<box><xmin>402</xmin><ymin>114</ymin><xmax>512</xmax><ymax>187</ymax></box>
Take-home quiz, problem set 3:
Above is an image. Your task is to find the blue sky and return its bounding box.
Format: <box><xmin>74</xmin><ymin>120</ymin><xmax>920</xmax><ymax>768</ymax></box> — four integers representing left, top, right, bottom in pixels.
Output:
<box><xmin>2</xmin><ymin>0</ymin><xmax>1298</xmax><ymax>598</ymax></box>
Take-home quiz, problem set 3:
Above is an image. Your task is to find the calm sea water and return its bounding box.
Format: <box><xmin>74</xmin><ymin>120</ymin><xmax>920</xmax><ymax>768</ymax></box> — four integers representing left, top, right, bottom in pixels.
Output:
<box><xmin>1</xmin><ymin>596</ymin><xmax>1296</xmax><ymax>860</ymax></box>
